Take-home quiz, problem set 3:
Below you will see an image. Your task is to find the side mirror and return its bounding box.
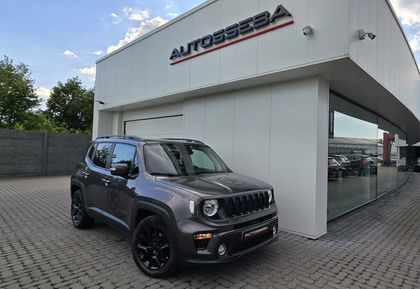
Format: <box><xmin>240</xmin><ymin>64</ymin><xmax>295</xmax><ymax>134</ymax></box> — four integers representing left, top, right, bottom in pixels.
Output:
<box><xmin>110</xmin><ymin>163</ymin><xmax>129</xmax><ymax>178</ymax></box>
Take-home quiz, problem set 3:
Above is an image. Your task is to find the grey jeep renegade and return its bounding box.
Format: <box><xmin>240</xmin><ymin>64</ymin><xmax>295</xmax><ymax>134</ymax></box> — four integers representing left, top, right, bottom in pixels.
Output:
<box><xmin>70</xmin><ymin>135</ymin><xmax>278</xmax><ymax>277</ymax></box>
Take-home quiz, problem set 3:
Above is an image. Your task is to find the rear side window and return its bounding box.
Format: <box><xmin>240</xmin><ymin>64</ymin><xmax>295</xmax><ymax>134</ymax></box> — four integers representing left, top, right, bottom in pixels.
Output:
<box><xmin>86</xmin><ymin>143</ymin><xmax>96</xmax><ymax>161</ymax></box>
<box><xmin>93</xmin><ymin>143</ymin><xmax>112</xmax><ymax>168</ymax></box>
<box><xmin>111</xmin><ymin>144</ymin><xmax>137</xmax><ymax>173</ymax></box>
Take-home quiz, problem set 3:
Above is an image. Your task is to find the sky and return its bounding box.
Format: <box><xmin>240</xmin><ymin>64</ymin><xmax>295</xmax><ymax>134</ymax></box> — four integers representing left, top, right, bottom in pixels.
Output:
<box><xmin>0</xmin><ymin>0</ymin><xmax>205</xmax><ymax>108</ymax></box>
<box><xmin>0</xmin><ymin>0</ymin><xmax>419</xmax><ymax>110</ymax></box>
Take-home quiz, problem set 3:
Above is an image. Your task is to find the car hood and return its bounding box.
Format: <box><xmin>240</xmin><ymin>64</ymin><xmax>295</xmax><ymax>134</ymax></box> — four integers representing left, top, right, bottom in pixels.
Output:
<box><xmin>156</xmin><ymin>173</ymin><xmax>271</xmax><ymax>196</ymax></box>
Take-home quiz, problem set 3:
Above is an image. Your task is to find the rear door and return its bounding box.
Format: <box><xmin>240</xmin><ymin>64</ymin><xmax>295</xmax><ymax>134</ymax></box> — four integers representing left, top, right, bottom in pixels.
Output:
<box><xmin>86</xmin><ymin>142</ymin><xmax>113</xmax><ymax>214</ymax></box>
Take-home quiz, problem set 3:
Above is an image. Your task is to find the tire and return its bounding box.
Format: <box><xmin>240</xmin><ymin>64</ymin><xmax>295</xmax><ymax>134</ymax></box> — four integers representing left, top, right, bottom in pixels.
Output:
<box><xmin>71</xmin><ymin>190</ymin><xmax>94</xmax><ymax>228</ymax></box>
<box><xmin>131</xmin><ymin>215</ymin><xmax>177</xmax><ymax>277</ymax></box>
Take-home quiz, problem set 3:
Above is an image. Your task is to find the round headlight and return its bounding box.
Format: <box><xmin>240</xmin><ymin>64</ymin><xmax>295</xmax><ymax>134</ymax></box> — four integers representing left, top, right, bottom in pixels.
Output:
<box><xmin>203</xmin><ymin>199</ymin><xmax>219</xmax><ymax>217</ymax></box>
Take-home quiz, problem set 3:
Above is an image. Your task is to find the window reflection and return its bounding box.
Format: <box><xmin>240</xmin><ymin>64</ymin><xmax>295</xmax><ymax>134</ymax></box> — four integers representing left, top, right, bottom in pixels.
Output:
<box><xmin>328</xmin><ymin>100</ymin><xmax>377</xmax><ymax>220</ymax></box>
<box><xmin>397</xmin><ymin>136</ymin><xmax>408</xmax><ymax>184</ymax></box>
<box><xmin>377</xmin><ymin>119</ymin><xmax>397</xmax><ymax>195</ymax></box>
<box><xmin>328</xmin><ymin>94</ymin><xmax>408</xmax><ymax>220</ymax></box>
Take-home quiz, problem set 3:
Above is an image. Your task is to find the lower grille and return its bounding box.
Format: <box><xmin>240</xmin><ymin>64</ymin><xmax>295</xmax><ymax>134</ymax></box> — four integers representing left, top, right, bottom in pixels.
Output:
<box><xmin>229</xmin><ymin>230</ymin><xmax>272</xmax><ymax>255</ymax></box>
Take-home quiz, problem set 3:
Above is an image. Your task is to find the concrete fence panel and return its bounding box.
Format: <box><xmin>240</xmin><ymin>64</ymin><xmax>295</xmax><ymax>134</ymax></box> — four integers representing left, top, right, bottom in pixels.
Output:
<box><xmin>0</xmin><ymin>129</ymin><xmax>91</xmax><ymax>177</ymax></box>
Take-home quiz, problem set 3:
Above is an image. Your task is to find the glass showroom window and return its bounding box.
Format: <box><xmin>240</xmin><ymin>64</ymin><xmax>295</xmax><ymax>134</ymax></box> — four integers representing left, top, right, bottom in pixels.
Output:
<box><xmin>328</xmin><ymin>94</ymin><xmax>408</xmax><ymax>220</ymax></box>
<box><xmin>397</xmin><ymin>134</ymin><xmax>408</xmax><ymax>185</ymax></box>
<box><xmin>328</xmin><ymin>94</ymin><xmax>378</xmax><ymax>220</ymax></box>
<box><xmin>377</xmin><ymin>118</ymin><xmax>399</xmax><ymax>196</ymax></box>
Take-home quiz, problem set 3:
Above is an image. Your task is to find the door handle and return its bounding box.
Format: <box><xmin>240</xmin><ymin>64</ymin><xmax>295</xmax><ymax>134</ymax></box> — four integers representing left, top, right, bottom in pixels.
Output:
<box><xmin>101</xmin><ymin>178</ymin><xmax>111</xmax><ymax>186</ymax></box>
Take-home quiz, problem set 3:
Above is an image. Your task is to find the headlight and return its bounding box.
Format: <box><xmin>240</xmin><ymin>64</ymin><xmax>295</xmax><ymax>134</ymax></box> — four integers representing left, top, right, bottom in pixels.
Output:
<box><xmin>203</xmin><ymin>199</ymin><xmax>219</xmax><ymax>217</ymax></box>
<box><xmin>268</xmin><ymin>190</ymin><xmax>273</xmax><ymax>204</ymax></box>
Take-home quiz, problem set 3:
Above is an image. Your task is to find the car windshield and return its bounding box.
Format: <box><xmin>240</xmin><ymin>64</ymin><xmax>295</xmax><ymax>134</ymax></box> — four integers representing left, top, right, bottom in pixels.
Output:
<box><xmin>144</xmin><ymin>143</ymin><xmax>230</xmax><ymax>176</ymax></box>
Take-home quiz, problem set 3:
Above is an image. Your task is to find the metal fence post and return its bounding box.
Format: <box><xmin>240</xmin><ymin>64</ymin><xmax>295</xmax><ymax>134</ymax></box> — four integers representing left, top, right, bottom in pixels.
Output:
<box><xmin>42</xmin><ymin>132</ymin><xmax>49</xmax><ymax>176</ymax></box>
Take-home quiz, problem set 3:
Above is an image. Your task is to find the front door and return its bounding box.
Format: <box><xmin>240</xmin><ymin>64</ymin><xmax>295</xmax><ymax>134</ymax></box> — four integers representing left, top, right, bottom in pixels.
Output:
<box><xmin>107</xmin><ymin>143</ymin><xmax>139</xmax><ymax>229</ymax></box>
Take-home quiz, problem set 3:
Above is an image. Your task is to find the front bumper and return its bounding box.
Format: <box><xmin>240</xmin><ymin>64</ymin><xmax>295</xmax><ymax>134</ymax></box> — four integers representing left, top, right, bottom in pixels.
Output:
<box><xmin>175</xmin><ymin>213</ymin><xmax>278</xmax><ymax>264</ymax></box>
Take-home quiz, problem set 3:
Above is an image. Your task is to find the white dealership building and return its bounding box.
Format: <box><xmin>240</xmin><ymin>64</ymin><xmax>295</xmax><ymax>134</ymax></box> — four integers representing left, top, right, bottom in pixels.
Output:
<box><xmin>93</xmin><ymin>0</ymin><xmax>420</xmax><ymax>238</ymax></box>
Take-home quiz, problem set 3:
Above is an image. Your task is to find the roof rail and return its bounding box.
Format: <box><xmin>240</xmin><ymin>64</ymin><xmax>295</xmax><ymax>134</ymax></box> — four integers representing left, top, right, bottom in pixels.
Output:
<box><xmin>96</xmin><ymin>135</ymin><xmax>144</xmax><ymax>141</ymax></box>
<box><xmin>161</xmin><ymin>138</ymin><xmax>204</xmax><ymax>144</ymax></box>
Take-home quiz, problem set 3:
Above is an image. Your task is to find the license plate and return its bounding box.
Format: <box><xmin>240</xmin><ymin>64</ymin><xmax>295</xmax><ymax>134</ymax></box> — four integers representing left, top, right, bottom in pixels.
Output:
<box><xmin>243</xmin><ymin>225</ymin><xmax>269</xmax><ymax>240</ymax></box>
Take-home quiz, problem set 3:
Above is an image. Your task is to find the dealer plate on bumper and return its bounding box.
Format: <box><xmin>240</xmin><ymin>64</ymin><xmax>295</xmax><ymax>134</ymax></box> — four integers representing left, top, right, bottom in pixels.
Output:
<box><xmin>243</xmin><ymin>225</ymin><xmax>269</xmax><ymax>240</ymax></box>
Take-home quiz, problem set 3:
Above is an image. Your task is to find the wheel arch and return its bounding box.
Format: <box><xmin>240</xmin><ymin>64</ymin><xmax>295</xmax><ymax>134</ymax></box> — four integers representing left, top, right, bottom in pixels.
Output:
<box><xmin>70</xmin><ymin>179</ymin><xmax>87</xmax><ymax>207</ymax></box>
<box><xmin>131</xmin><ymin>201</ymin><xmax>176</xmax><ymax>234</ymax></box>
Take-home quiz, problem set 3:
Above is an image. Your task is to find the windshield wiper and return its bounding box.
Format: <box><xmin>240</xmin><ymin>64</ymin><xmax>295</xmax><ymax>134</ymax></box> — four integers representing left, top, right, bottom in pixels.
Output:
<box><xmin>149</xmin><ymin>172</ymin><xmax>180</xmax><ymax>177</ymax></box>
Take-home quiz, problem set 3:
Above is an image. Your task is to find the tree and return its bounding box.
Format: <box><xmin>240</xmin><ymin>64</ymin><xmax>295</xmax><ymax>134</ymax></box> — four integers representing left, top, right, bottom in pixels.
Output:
<box><xmin>46</xmin><ymin>77</ymin><xmax>94</xmax><ymax>133</ymax></box>
<box><xmin>13</xmin><ymin>111</ymin><xmax>68</xmax><ymax>132</ymax></box>
<box><xmin>0</xmin><ymin>56</ymin><xmax>39</xmax><ymax>128</ymax></box>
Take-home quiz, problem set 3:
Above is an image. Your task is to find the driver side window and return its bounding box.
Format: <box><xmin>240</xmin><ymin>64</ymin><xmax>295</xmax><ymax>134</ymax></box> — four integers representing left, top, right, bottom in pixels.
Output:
<box><xmin>111</xmin><ymin>144</ymin><xmax>138</xmax><ymax>174</ymax></box>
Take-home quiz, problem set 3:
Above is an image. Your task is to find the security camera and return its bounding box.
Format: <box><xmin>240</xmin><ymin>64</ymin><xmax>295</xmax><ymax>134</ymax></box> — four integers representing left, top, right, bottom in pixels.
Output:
<box><xmin>359</xmin><ymin>29</ymin><xmax>376</xmax><ymax>40</ymax></box>
<box><xmin>303</xmin><ymin>26</ymin><xmax>314</xmax><ymax>36</ymax></box>
<box><xmin>367</xmin><ymin>32</ymin><xmax>376</xmax><ymax>40</ymax></box>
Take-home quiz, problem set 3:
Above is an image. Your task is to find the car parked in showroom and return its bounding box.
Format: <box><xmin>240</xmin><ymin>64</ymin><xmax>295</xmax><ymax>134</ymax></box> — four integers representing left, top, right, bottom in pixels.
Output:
<box><xmin>345</xmin><ymin>154</ymin><xmax>377</xmax><ymax>176</ymax></box>
<box><xmin>328</xmin><ymin>157</ymin><xmax>342</xmax><ymax>181</ymax></box>
<box><xmin>330</xmin><ymin>155</ymin><xmax>351</xmax><ymax>176</ymax></box>
<box><xmin>70</xmin><ymin>135</ymin><xmax>278</xmax><ymax>277</ymax></box>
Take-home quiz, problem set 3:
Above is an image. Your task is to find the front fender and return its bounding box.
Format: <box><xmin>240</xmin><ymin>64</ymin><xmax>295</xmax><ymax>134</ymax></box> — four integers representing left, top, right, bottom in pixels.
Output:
<box><xmin>130</xmin><ymin>200</ymin><xmax>177</xmax><ymax>234</ymax></box>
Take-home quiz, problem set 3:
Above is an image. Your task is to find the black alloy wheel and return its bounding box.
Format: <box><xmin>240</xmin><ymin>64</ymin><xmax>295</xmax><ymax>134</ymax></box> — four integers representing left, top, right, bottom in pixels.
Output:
<box><xmin>137</xmin><ymin>226</ymin><xmax>170</xmax><ymax>270</ymax></box>
<box><xmin>71</xmin><ymin>190</ymin><xmax>94</xmax><ymax>228</ymax></box>
<box><xmin>132</xmin><ymin>215</ymin><xmax>176</xmax><ymax>277</ymax></box>
<box><xmin>72</xmin><ymin>193</ymin><xmax>82</xmax><ymax>225</ymax></box>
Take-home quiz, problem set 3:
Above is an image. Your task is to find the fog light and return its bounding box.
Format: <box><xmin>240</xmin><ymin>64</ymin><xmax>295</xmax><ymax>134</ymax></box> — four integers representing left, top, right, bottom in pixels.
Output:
<box><xmin>193</xmin><ymin>233</ymin><xmax>212</xmax><ymax>240</ymax></box>
<box><xmin>273</xmin><ymin>226</ymin><xmax>277</xmax><ymax>236</ymax></box>
<box><xmin>218</xmin><ymin>244</ymin><xmax>227</xmax><ymax>256</ymax></box>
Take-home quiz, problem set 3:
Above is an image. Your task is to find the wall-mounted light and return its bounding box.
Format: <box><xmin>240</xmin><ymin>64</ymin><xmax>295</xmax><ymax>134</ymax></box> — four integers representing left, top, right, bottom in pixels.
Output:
<box><xmin>303</xmin><ymin>26</ymin><xmax>314</xmax><ymax>36</ymax></box>
<box><xmin>359</xmin><ymin>29</ymin><xmax>376</xmax><ymax>40</ymax></box>
<box><xmin>95</xmin><ymin>100</ymin><xmax>105</xmax><ymax>105</ymax></box>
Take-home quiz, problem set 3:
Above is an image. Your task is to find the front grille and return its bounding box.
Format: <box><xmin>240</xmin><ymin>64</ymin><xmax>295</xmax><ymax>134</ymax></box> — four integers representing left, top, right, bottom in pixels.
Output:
<box><xmin>224</xmin><ymin>191</ymin><xmax>270</xmax><ymax>217</ymax></box>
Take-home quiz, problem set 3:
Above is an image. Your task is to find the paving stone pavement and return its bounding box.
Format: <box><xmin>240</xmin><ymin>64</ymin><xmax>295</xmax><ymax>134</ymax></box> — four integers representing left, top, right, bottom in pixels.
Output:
<box><xmin>0</xmin><ymin>174</ymin><xmax>420</xmax><ymax>289</ymax></box>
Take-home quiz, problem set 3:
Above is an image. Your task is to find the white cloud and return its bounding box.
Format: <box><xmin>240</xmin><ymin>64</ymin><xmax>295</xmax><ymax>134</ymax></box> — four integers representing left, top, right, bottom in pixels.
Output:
<box><xmin>165</xmin><ymin>5</ymin><xmax>171</xmax><ymax>9</ymax></box>
<box><xmin>110</xmin><ymin>12</ymin><xmax>122</xmax><ymax>24</ymax></box>
<box><xmin>63</xmin><ymin>50</ymin><xmax>77</xmax><ymax>57</ymax></box>
<box><xmin>390</xmin><ymin>0</ymin><xmax>420</xmax><ymax>27</ymax></box>
<box><xmin>93</xmin><ymin>50</ymin><xmax>103</xmax><ymax>55</ymax></box>
<box><xmin>409</xmin><ymin>31</ymin><xmax>420</xmax><ymax>52</ymax></box>
<box><xmin>123</xmin><ymin>7</ymin><xmax>150</xmax><ymax>21</ymax></box>
<box><xmin>78</xmin><ymin>66</ymin><xmax>96</xmax><ymax>75</ymax></box>
<box><xmin>107</xmin><ymin>16</ymin><xmax>168</xmax><ymax>54</ymax></box>
<box><xmin>167</xmin><ymin>12</ymin><xmax>178</xmax><ymax>18</ymax></box>
<box><xmin>36</xmin><ymin>86</ymin><xmax>51</xmax><ymax>98</ymax></box>
<box><xmin>35</xmin><ymin>87</ymin><xmax>51</xmax><ymax>103</ymax></box>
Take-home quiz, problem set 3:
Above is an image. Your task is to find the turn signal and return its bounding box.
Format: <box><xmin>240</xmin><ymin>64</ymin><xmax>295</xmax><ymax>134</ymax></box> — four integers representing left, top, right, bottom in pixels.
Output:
<box><xmin>193</xmin><ymin>233</ymin><xmax>213</xmax><ymax>240</ymax></box>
